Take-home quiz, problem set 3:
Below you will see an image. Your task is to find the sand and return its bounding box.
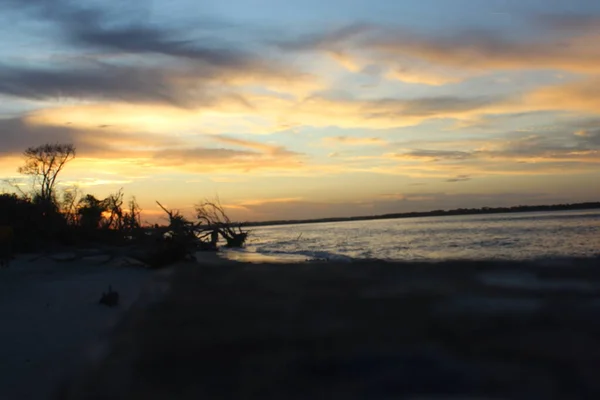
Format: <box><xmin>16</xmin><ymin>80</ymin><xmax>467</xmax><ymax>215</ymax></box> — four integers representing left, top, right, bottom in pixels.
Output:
<box><xmin>0</xmin><ymin>254</ymin><xmax>169</xmax><ymax>400</ymax></box>
<box><xmin>52</xmin><ymin>256</ymin><xmax>600</xmax><ymax>399</ymax></box>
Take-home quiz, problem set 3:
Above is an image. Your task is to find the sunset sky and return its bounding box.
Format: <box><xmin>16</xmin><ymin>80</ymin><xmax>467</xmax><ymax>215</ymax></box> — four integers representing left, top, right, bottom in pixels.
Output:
<box><xmin>1</xmin><ymin>0</ymin><xmax>599</xmax><ymax>222</ymax></box>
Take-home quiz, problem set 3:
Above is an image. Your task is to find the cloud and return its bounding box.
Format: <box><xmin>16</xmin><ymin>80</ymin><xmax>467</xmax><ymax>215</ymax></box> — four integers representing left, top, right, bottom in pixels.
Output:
<box><xmin>273</xmin><ymin>23</ymin><xmax>372</xmax><ymax>52</ymax></box>
<box><xmin>0</xmin><ymin>113</ymin><xmax>307</xmax><ymax>178</ymax></box>
<box><xmin>372</xmin><ymin>95</ymin><xmax>502</xmax><ymax>117</ymax></box>
<box><xmin>378</xmin><ymin>193</ymin><xmax>406</xmax><ymax>200</ymax></box>
<box><xmin>385</xmin><ymin>67</ymin><xmax>464</xmax><ymax>86</ymax></box>
<box><xmin>154</xmin><ymin>155</ymin><xmax>305</xmax><ymax>174</ymax></box>
<box><xmin>21</xmin><ymin>88</ymin><xmax>511</xmax><ymax>135</ymax></box>
<box><xmin>238</xmin><ymin>197</ymin><xmax>303</xmax><ymax>206</ymax></box>
<box><xmin>445</xmin><ymin>175</ymin><xmax>471</xmax><ymax>183</ymax></box>
<box><xmin>24</xmin><ymin>100</ymin><xmax>258</xmax><ymax>135</ymax></box>
<box><xmin>373</xmin><ymin>26</ymin><xmax>600</xmax><ymax>75</ymax></box>
<box><xmin>0</xmin><ymin>0</ymin><xmax>321</xmax><ymax>107</ymax></box>
<box><xmin>2</xmin><ymin>0</ymin><xmax>255</xmax><ymax>67</ymax></box>
<box><xmin>574</xmin><ymin>128</ymin><xmax>600</xmax><ymax>146</ymax></box>
<box><xmin>327</xmin><ymin>51</ymin><xmax>362</xmax><ymax>72</ymax></box>
<box><xmin>273</xmin><ymin>94</ymin><xmax>508</xmax><ymax>130</ymax></box>
<box><xmin>322</xmin><ymin>136</ymin><xmax>386</xmax><ymax>146</ymax></box>
<box><xmin>154</xmin><ymin>147</ymin><xmax>258</xmax><ymax>162</ymax></box>
<box><xmin>210</xmin><ymin>136</ymin><xmax>299</xmax><ymax>156</ymax></box>
<box><xmin>534</xmin><ymin>14</ymin><xmax>600</xmax><ymax>33</ymax></box>
<box><xmin>360</xmin><ymin>124</ymin><xmax>600</xmax><ymax>180</ymax></box>
<box><xmin>71</xmin><ymin>26</ymin><xmax>254</xmax><ymax>68</ymax></box>
<box><xmin>0</xmin><ymin>115</ymin><xmax>189</xmax><ymax>158</ymax></box>
<box><xmin>0</xmin><ymin>117</ymin><xmax>77</xmax><ymax>156</ymax></box>
<box><xmin>60</xmin><ymin>178</ymin><xmax>133</xmax><ymax>188</ymax></box>
<box><xmin>276</xmin><ymin>17</ymin><xmax>600</xmax><ymax>78</ymax></box>
<box><xmin>8</xmin><ymin>1</ymin><xmax>600</xmax><ymax>134</ymax></box>
<box><xmin>11</xmin><ymin>70</ymin><xmax>600</xmax><ymax>156</ymax></box>
<box><xmin>0</xmin><ymin>63</ymin><xmax>200</xmax><ymax>106</ymax></box>
<box><xmin>391</xmin><ymin>150</ymin><xmax>474</xmax><ymax>162</ymax></box>
<box><xmin>524</xmin><ymin>77</ymin><xmax>600</xmax><ymax>114</ymax></box>
<box><xmin>0</xmin><ymin>57</ymin><xmax>317</xmax><ymax>108</ymax></box>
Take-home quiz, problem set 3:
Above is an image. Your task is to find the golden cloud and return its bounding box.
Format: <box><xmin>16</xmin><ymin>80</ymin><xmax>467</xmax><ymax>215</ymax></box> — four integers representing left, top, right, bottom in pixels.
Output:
<box><xmin>524</xmin><ymin>77</ymin><xmax>600</xmax><ymax>114</ymax></box>
<box><xmin>210</xmin><ymin>136</ymin><xmax>298</xmax><ymax>156</ymax></box>
<box><xmin>24</xmin><ymin>71</ymin><xmax>600</xmax><ymax>138</ymax></box>
<box><xmin>239</xmin><ymin>197</ymin><xmax>304</xmax><ymax>206</ymax></box>
<box><xmin>321</xmin><ymin>136</ymin><xmax>387</xmax><ymax>146</ymax></box>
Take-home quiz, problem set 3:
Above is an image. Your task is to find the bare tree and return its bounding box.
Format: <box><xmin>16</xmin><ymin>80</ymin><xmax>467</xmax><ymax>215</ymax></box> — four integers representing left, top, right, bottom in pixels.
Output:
<box><xmin>60</xmin><ymin>185</ymin><xmax>83</xmax><ymax>226</ymax></box>
<box><xmin>195</xmin><ymin>198</ymin><xmax>248</xmax><ymax>247</ymax></box>
<box><xmin>123</xmin><ymin>197</ymin><xmax>142</xmax><ymax>233</ymax></box>
<box><xmin>156</xmin><ymin>201</ymin><xmax>196</xmax><ymax>238</ymax></box>
<box><xmin>1</xmin><ymin>178</ymin><xmax>29</xmax><ymax>199</ymax></box>
<box><xmin>18</xmin><ymin>143</ymin><xmax>76</xmax><ymax>204</ymax></box>
<box><xmin>102</xmin><ymin>189</ymin><xmax>125</xmax><ymax>230</ymax></box>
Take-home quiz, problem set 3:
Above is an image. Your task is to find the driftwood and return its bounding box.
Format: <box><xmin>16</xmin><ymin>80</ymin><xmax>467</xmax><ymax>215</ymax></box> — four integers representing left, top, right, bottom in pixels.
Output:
<box><xmin>99</xmin><ymin>285</ymin><xmax>119</xmax><ymax>307</ymax></box>
<box><xmin>195</xmin><ymin>199</ymin><xmax>248</xmax><ymax>247</ymax></box>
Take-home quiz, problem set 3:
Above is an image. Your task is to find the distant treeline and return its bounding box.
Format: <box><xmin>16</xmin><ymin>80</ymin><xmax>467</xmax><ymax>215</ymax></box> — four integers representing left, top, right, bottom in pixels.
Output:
<box><xmin>243</xmin><ymin>202</ymin><xmax>600</xmax><ymax>228</ymax></box>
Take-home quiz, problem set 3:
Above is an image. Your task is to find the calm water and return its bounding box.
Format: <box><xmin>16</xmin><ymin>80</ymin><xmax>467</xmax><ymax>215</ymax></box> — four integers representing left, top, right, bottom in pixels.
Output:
<box><xmin>222</xmin><ymin>209</ymin><xmax>600</xmax><ymax>263</ymax></box>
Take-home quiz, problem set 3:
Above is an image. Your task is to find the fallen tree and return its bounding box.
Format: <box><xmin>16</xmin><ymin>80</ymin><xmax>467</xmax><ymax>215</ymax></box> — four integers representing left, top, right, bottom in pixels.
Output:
<box><xmin>195</xmin><ymin>199</ymin><xmax>248</xmax><ymax>247</ymax></box>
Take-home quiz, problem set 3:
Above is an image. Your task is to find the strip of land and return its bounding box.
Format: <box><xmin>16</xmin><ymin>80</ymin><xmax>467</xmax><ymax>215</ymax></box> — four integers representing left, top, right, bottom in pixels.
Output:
<box><xmin>244</xmin><ymin>201</ymin><xmax>600</xmax><ymax>227</ymax></box>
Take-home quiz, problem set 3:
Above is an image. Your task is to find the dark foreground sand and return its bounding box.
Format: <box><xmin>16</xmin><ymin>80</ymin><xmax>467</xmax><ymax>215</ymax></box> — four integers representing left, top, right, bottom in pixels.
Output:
<box><xmin>58</xmin><ymin>257</ymin><xmax>600</xmax><ymax>399</ymax></box>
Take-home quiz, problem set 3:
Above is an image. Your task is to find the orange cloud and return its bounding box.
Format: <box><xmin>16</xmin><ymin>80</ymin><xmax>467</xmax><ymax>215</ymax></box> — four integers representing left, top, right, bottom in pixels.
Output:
<box><xmin>524</xmin><ymin>77</ymin><xmax>600</xmax><ymax>114</ymax></box>
<box><xmin>26</xmin><ymin>72</ymin><xmax>600</xmax><ymax>137</ymax></box>
<box><xmin>210</xmin><ymin>136</ymin><xmax>298</xmax><ymax>156</ymax></box>
<box><xmin>59</xmin><ymin>178</ymin><xmax>133</xmax><ymax>187</ymax></box>
<box><xmin>239</xmin><ymin>197</ymin><xmax>303</xmax><ymax>206</ymax></box>
<box><xmin>321</xmin><ymin>136</ymin><xmax>387</xmax><ymax>146</ymax></box>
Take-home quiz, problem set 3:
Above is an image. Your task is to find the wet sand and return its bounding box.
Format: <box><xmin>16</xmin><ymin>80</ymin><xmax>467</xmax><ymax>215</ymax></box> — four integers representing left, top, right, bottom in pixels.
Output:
<box><xmin>56</xmin><ymin>256</ymin><xmax>600</xmax><ymax>399</ymax></box>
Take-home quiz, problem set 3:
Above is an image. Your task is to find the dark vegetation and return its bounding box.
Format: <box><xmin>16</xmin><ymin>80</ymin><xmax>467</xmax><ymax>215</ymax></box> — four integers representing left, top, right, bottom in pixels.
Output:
<box><xmin>0</xmin><ymin>143</ymin><xmax>248</xmax><ymax>268</ymax></box>
<box><xmin>244</xmin><ymin>201</ymin><xmax>600</xmax><ymax>227</ymax></box>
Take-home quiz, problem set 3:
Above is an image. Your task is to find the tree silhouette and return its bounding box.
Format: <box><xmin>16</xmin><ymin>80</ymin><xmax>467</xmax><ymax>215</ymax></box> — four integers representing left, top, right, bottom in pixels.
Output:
<box><xmin>195</xmin><ymin>198</ymin><xmax>248</xmax><ymax>247</ymax></box>
<box><xmin>78</xmin><ymin>194</ymin><xmax>107</xmax><ymax>230</ymax></box>
<box><xmin>18</xmin><ymin>143</ymin><xmax>76</xmax><ymax>205</ymax></box>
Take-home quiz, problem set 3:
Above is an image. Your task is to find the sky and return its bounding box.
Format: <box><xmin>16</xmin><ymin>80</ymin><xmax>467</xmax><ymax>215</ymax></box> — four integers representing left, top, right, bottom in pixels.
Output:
<box><xmin>1</xmin><ymin>0</ymin><xmax>599</xmax><ymax>222</ymax></box>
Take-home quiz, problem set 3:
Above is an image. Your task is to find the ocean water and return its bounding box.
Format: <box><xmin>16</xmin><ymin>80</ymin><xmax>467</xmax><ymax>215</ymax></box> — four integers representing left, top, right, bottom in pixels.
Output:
<box><xmin>221</xmin><ymin>209</ymin><xmax>600</xmax><ymax>263</ymax></box>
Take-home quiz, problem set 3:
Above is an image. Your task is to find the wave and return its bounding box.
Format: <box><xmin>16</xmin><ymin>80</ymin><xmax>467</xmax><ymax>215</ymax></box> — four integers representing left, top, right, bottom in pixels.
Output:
<box><xmin>222</xmin><ymin>245</ymin><xmax>600</xmax><ymax>266</ymax></box>
<box><xmin>224</xmin><ymin>247</ymin><xmax>358</xmax><ymax>263</ymax></box>
<box><xmin>254</xmin><ymin>247</ymin><xmax>357</xmax><ymax>262</ymax></box>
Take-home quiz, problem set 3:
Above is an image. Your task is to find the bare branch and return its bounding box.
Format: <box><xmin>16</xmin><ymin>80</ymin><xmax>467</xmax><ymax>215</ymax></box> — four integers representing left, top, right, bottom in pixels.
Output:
<box><xmin>18</xmin><ymin>143</ymin><xmax>76</xmax><ymax>204</ymax></box>
<box><xmin>195</xmin><ymin>197</ymin><xmax>248</xmax><ymax>247</ymax></box>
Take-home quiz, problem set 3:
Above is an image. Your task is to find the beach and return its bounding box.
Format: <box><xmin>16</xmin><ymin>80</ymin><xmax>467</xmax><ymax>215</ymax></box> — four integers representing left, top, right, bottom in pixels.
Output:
<box><xmin>53</xmin><ymin>256</ymin><xmax>600</xmax><ymax>399</ymax></box>
<box><xmin>0</xmin><ymin>254</ymin><xmax>170</xmax><ymax>400</ymax></box>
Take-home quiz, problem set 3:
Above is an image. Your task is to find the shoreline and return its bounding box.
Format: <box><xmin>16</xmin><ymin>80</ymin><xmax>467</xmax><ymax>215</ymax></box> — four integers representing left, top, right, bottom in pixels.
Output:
<box><xmin>242</xmin><ymin>203</ymin><xmax>600</xmax><ymax>228</ymax></box>
<box><xmin>58</xmin><ymin>256</ymin><xmax>600</xmax><ymax>399</ymax></box>
<box><xmin>220</xmin><ymin>244</ymin><xmax>600</xmax><ymax>265</ymax></box>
